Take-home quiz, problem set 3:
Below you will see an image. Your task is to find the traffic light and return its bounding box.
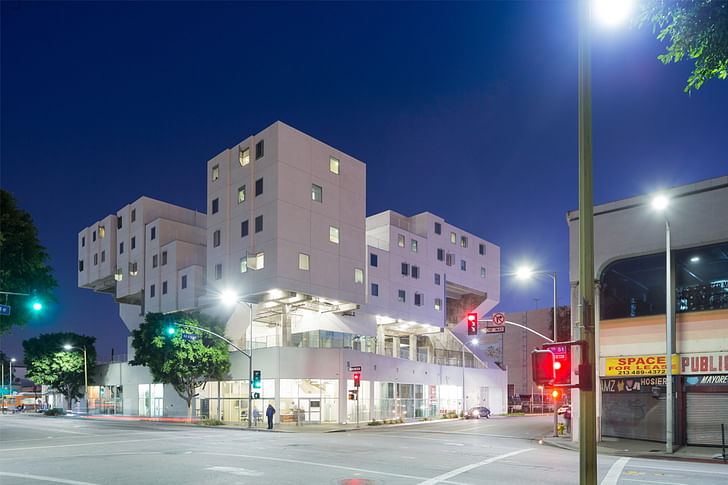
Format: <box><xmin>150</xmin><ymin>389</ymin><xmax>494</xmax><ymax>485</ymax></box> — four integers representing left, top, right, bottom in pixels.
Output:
<box><xmin>531</xmin><ymin>349</ymin><xmax>555</xmax><ymax>385</ymax></box>
<box><xmin>253</xmin><ymin>370</ymin><xmax>261</xmax><ymax>389</ymax></box>
<box><xmin>31</xmin><ymin>300</ymin><xmax>43</xmax><ymax>312</ymax></box>
<box><xmin>546</xmin><ymin>344</ymin><xmax>571</xmax><ymax>385</ymax></box>
<box><xmin>467</xmin><ymin>312</ymin><xmax>478</xmax><ymax>336</ymax></box>
<box><xmin>353</xmin><ymin>373</ymin><xmax>361</xmax><ymax>387</ymax></box>
<box><xmin>348</xmin><ymin>392</ymin><xmax>356</xmax><ymax>400</ymax></box>
<box><xmin>551</xmin><ymin>388</ymin><xmax>562</xmax><ymax>401</ymax></box>
<box><xmin>166</xmin><ymin>326</ymin><xmax>176</xmax><ymax>335</ymax></box>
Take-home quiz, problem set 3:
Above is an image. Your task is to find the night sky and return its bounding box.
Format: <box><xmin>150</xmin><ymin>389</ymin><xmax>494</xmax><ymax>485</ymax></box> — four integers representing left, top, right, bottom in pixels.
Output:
<box><xmin>2</xmin><ymin>1</ymin><xmax>726</xmax><ymax>363</ymax></box>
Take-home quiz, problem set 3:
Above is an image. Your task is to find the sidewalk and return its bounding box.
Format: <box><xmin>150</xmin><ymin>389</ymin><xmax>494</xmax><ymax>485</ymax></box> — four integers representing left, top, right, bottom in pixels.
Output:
<box><xmin>542</xmin><ymin>433</ymin><xmax>728</xmax><ymax>463</ymax></box>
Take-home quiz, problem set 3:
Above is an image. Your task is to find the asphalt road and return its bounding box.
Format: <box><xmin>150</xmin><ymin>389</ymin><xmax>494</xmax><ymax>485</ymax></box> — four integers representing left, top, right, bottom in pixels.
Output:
<box><xmin>1</xmin><ymin>414</ymin><xmax>726</xmax><ymax>484</ymax></box>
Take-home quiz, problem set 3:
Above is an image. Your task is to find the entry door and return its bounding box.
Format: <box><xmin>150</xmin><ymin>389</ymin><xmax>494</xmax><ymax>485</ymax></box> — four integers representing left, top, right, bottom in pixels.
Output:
<box><xmin>306</xmin><ymin>399</ymin><xmax>321</xmax><ymax>423</ymax></box>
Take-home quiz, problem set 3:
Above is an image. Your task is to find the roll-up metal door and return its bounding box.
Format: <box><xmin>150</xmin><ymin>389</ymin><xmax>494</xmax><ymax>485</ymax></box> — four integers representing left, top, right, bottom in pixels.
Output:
<box><xmin>686</xmin><ymin>393</ymin><xmax>728</xmax><ymax>445</ymax></box>
<box><xmin>602</xmin><ymin>392</ymin><xmax>666</xmax><ymax>441</ymax></box>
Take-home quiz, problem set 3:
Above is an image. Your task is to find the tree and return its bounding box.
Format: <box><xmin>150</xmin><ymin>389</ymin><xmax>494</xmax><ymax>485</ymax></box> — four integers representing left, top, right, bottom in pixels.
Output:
<box><xmin>23</xmin><ymin>333</ymin><xmax>96</xmax><ymax>409</ymax></box>
<box><xmin>0</xmin><ymin>189</ymin><xmax>58</xmax><ymax>334</ymax></box>
<box><xmin>130</xmin><ymin>311</ymin><xmax>231</xmax><ymax>419</ymax></box>
<box><xmin>637</xmin><ymin>0</ymin><xmax>728</xmax><ymax>93</ymax></box>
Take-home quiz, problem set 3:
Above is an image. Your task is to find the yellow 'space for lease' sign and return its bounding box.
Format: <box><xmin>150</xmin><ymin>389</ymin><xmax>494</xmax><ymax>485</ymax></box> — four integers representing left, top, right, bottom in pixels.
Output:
<box><xmin>605</xmin><ymin>355</ymin><xmax>680</xmax><ymax>376</ymax></box>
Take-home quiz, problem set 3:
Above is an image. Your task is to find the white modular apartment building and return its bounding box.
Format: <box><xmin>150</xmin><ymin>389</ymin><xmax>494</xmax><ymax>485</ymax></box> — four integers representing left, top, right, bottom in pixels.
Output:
<box><xmin>79</xmin><ymin>121</ymin><xmax>506</xmax><ymax>423</ymax></box>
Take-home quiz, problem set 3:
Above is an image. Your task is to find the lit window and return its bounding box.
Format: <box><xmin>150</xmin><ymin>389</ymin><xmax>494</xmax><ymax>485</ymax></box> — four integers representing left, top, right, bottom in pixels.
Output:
<box><xmin>461</xmin><ymin>260</ymin><xmax>466</xmax><ymax>271</ymax></box>
<box><xmin>114</xmin><ymin>268</ymin><xmax>122</xmax><ymax>281</ymax></box>
<box><xmin>371</xmin><ymin>283</ymin><xmax>379</xmax><ymax>297</ymax></box>
<box><xmin>414</xmin><ymin>293</ymin><xmax>423</xmax><ymax>306</ymax></box>
<box><xmin>255</xmin><ymin>215</ymin><xmax>263</xmax><ymax>233</ymax></box>
<box><xmin>79</xmin><ymin>260</ymin><xmax>84</xmax><ymax>272</ymax></box>
<box><xmin>354</xmin><ymin>268</ymin><xmax>363</xmax><ymax>284</ymax></box>
<box><xmin>434</xmin><ymin>273</ymin><xmax>440</xmax><ymax>285</ymax></box>
<box><xmin>437</xmin><ymin>248</ymin><xmax>444</xmax><ymax>261</ymax></box>
<box><xmin>152</xmin><ymin>254</ymin><xmax>158</xmax><ymax>268</ymax></box>
<box><xmin>101</xmin><ymin>250</ymin><xmax>105</xmax><ymax>263</ymax></box>
<box><xmin>411</xmin><ymin>239</ymin><xmax>418</xmax><ymax>252</ymax></box>
<box><xmin>215</xmin><ymin>264</ymin><xmax>222</xmax><ymax>280</ymax></box>
<box><xmin>150</xmin><ymin>284</ymin><xmax>155</xmax><ymax>298</ymax></box>
<box><xmin>299</xmin><ymin>253</ymin><xmax>310</xmax><ymax>271</ymax></box>
<box><xmin>461</xmin><ymin>236</ymin><xmax>468</xmax><ymax>248</ymax></box>
<box><xmin>411</xmin><ymin>266</ymin><xmax>419</xmax><ymax>279</ymax></box>
<box><xmin>99</xmin><ymin>225</ymin><xmax>105</xmax><ymax>238</ymax></box>
<box><xmin>255</xmin><ymin>140</ymin><xmax>264</xmax><ymax>159</ymax></box>
<box><xmin>434</xmin><ymin>222</ymin><xmax>441</xmax><ymax>235</ymax></box>
<box><xmin>255</xmin><ymin>178</ymin><xmax>263</xmax><ymax>196</ymax></box>
<box><xmin>213</xmin><ymin>230</ymin><xmax>221</xmax><ymax>247</ymax></box>
<box><xmin>162</xmin><ymin>281</ymin><xmax>168</xmax><ymax>295</ymax></box>
<box><xmin>94</xmin><ymin>253</ymin><xmax>98</xmax><ymax>265</ymax></box>
<box><xmin>181</xmin><ymin>275</ymin><xmax>187</xmax><ymax>289</ymax></box>
<box><xmin>398</xmin><ymin>234</ymin><xmax>405</xmax><ymax>248</ymax></box>
<box><xmin>129</xmin><ymin>262</ymin><xmax>138</xmax><ymax>276</ymax></box>
<box><xmin>131</xmin><ymin>209</ymin><xmax>136</xmax><ymax>223</ymax></box>
<box><xmin>370</xmin><ymin>253</ymin><xmax>378</xmax><ymax>267</ymax></box>
<box><xmin>481</xmin><ymin>267</ymin><xmax>486</xmax><ymax>278</ymax></box>
<box><xmin>329</xmin><ymin>156</ymin><xmax>340</xmax><ymax>174</ymax></box>
<box><xmin>212</xmin><ymin>164</ymin><xmax>219</xmax><ymax>181</ymax></box>
<box><xmin>329</xmin><ymin>226</ymin><xmax>340</xmax><ymax>244</ymax></box>
<box><xmin>212</xmin><ymin>198</ymin><xmax>219</xmax><ymax>214</ymax></box>
<box><xmin>119</xmin><ymin>242</ymin><xmax>124</xmax><ymax>254</ymax></box>
<box><xmin>241</xmin><ymin>220</ymin><xmax>249</xmax><ymax>237</ymax></box>
<box><xmin>162</xmin><ymin>251</ymin><xmax>168</xmax><ymax>266</ymax></box>
<box><xmin>238</xmin><ymin>185</ymin><xmax>246</xmax><ymax>204</ymax></box>
<box><xmin>239</xmin><ymin>147</ymin><xmax>250</xmax><ymax>166</ymax></box>
<box><xmin>248</xmin><ymin>252</ymin><xmax>264</xmax><ymax>270</ymax></box>
<box><xmin>240</xmin><ymin>257</ymin><xmax>248</xmax><ymax>273</ymax></box>
<box><xmin>479</xmin><ymin>243</ymin><xmax>486</xmax><ymax>255</ymax></box>
<box><xmin>312</xmin><ymin>184</ymin><xmax>322</xmax><ymax>202</ymax></box>
<box><xmin>398</xmin><ymin>290</ymin><xmax>406</xmax><ymax>302</ymax></box>
<box><xmin>435</xmin><ymin>298</ymin><xmax>442</xmax><ymax>311</ymax></box>
<box><xmin>450</xmin><ymin>232</ymin><xmax>456</xmax><ymax>244</ymax></box>
<box><xmin>401</xmin><ymin>263</ymin><xmax>409</xmax><ymax>276</ymax></box>
<box><xmin>151</xmin><ymin>227</ymin><xmax>156</xmax><ymax>240</ymax></box>
<box><xmin>131</xmin><ymin>237</ymin><xmax>136</xmax><ymax>250</ymax></box>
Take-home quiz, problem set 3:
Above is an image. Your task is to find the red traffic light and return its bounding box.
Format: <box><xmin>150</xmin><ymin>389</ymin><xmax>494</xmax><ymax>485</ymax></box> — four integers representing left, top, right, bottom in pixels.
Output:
<box><xmin>353</xmin><ymin>372</ymin><xmax>361</xmax><ymax>387</ymax></box>
<box><xmin>551</xmin><ymin>389</ymin><xmax>562</xmax><ymax>400</ymax></box>
<box><xmin>531</xmin><ymin>349</ymin><xmax>555</xmax><ymax>385</ymax></box>
<box><xmin>467</xmin><ymin>312</ymin><xmax>478</xmax><ymax>336</ymax></box>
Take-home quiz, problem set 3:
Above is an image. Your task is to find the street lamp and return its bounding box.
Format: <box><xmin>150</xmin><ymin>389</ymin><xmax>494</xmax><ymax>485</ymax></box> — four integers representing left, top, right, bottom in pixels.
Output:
<box><xmin>516</xmin><ymin>267</ymin><xmax>559</xmax><ymax>437</ymax></box>
<box><xmin>63</xmin><ymin>345</ymin><xmax>88</xmax><ymax>414</ymax></box>
<box><xmin>221</xmin><ymin>290</ymin><xmax>255</xmax><ymax>429</ymax></box>
<box><xmin>9</xmin><ymin>357</ymin><xmax>16</xmax><ymax>390</ymax></box>
<box><xmin>652</xmin><ymin>194</ymin><xmax>675</xmax><ymax>453</ymax></box>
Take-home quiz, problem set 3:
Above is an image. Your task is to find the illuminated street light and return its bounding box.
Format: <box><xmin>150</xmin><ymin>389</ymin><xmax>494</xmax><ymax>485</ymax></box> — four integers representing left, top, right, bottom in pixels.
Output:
<box><xmin>593</xmin><ymin>0</ymin><xmax>633</xmax><ymax>27</ymax></box>
<box><xmin>220</xmin><ymin>290</ymin><xmax>238</xmax><ymax>307</ymax></box>
<box><xmin>652</xmin><ymin>194</ymin><xmax>668</xmax><ymax>211</ymax></box>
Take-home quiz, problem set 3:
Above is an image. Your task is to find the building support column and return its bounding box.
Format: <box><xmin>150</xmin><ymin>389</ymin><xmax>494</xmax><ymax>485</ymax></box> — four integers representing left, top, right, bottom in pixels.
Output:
<box><xmin>409</xmin><ymin>336</ymin><xmax>418</xmax><ymax>362</ymax></box>
<box><xmin>393</xmin><ymin>336</ymin><xmax>400</xmax><ymax>359</ymax></box>
<box><xmin>281</xmin><ymin>305</ymin><xmax>292</xmax><ymax>347</ymax></box>
<box><xmin>376</xmin><ymin>325</ymin><xmax>385</xmax><ymax>355</ymax></box>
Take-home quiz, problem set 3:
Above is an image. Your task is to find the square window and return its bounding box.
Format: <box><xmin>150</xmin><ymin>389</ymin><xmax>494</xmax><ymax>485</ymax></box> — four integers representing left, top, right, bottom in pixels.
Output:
<box><xmin>255</xmin><ymin>140</ymin><xmax>264</xmax><ymax>159</ymax></box>
<box><xmin>411</xmin><ymin>239</ymin><xmax>418</xmax><ymax>252</ymax></box>
<box><xmin>94</xmin><ymin>253</ymin><xmax>98</xmax><ymax>265</ymax></box>
<box><xmin>398</xmin><ymin>234</ymin><xmax>405</xmax><ymax>248</ymax></box>
<box><xmin>213</xmin><ymin>230</ymin><xmax>221</xmax><ymax>247</ymax></box>
<box><xmin>248</xmin><ymin>252</ymin><xmax>264</xmax><ymax>270</ymax></box>
<box><xmin>434</xmin><ymin>273</ymin><xmax>440</xmax><ymax>285</ymax></box>
<box><xmin>212</xmin><ymin>198</ymin><xmax>219</xmax><ymax>214</ymax></box>
<box><xmin>446</xmin><ymin>253</ymin><xmax>455</xmax><ymax>266</ymax></box>
<box><xmin>401</xmin><ymin>262</ymin><xmax>409</xmax><ymax>276</ymax></box>
<box><xmin>437</xmin><ymin>248</ymin><xmax>444</xmax><ymax>261</ymax></box>
<box><xmin>370</xmin><ymin>253</ymin><xmax>378</xmax><ymax>267</ymax></box>
<box><xmin>131</xmin><ymin>237</ymin><xmax>136</xmax><ymax>250</ymax></box>
<box><xmin>411</xmin><ymin>266</ymin><xmax>419</xmax><ymax>279</ymax></box>
<box><xmin>162</xmin><ymin>281</ymin><xmax>168</xmax><ymax>295</ymax></box>
<box><xmin>414</xmin><ymin>293</ymin><xmax>423</xmax><ymax>306</ymax></box>
<box><xmin>299</xmin><ymin>253</ymin><xmax>310</xmax><ymax>271</ymax></box>
<box><xmin>461</xmin><ymin>236</ymin><xmax>468</xmax><ymax>248</ymax></box>
<box><xmin>129</xmin><ymin>262</ymin><xmax>138</xmax><ymax>276</ymax></box>
<box><xmin>101</xmin><ymin>250</ymin><xmax>105</xmax><ymax>263</ymax></box>
<box><xmin>131</xmin><ymin>209</ymin><xmax>136</xmax><ymax>222</ymax></box>
<box><xmin>329</xmin><ymin>226</ymin><xmax>339</xmax><ymax>244</ymax></box>
<box><xmin>312</xmin><ymin>184</ymin><xmax>322</xmax><ymax>202</ymax></box>
<box><xmin>450</xmin><ymin>232</ymin><xmax>456</xmax><ymax>244</ymax></box>
<box><xmin>81</xmin><ymin>236</ymin><xmax>85</xmax><ymax>247</ymax></box>
<box><xmin>434</xmin><ymin>222</ymin><xmax>441</xmax><ymax>235</ymax></box>
<box><xmin>119</xmin><ymin>242</ymin><xmax>124</xmax><ymax>254</ymax></box>
<box><xmin>240</xmin><ymin>257</ymin><xmax>248</xmax><ymax>273</ymax></box>
<box><xmin>114</xmin><ymin>268</ymin><xmax>122</xmax><ymax>281</ymax></box>
<box><xmin>79</xmin><ymin>260</ymin><xmax>84</xmax><ymax>272</ymax></box>
<box><xmin>162</xmin><ymin>251</ymin><xmax>168</xmax><ymax>266</ymax></box>
<box><xmin>239</xmin><ymin>147</ymin><xmax>250</xmax><ymax>166</ymax></box>
<box><xmin>117</xmin><ymin>217</ymin><xmax>122</xmax><ymax>229</ymax></box>
<box><xmin>329</xmin><ymin>156</ymin><xmax>340</xmax><ymax>174</ymax></box>
<box><xmin>255</xmin><ymin>215</ymin><xmax>263</xmax><ymax>233</ymax></box>
<box><xmin>435</xmin><ymin>298</ymin><xmax>442</xmax><ymax>311</ymax></box>
<box><xmin>238</xmin><ymin>185</ymin><xmax>246</xmax><ymax>204</ymax></box>
<box><xmin>241</xmin><ymin>220</ymin><xmax>249</xmax><ymax>237</ymax></box>
<box><xmin>481</xmin><ymin>267</ymin><xmax>486</xmax><ymax>278</ymax></box>
<box><xmin>212</xmin><ymin>164</ymin><xmax>219</xmax><ymax>181</ymax></box>
<box><xmin>479</xmin><ymin>243</ymin><xmax>486</xmax><ymax>255</ymax></box>
<box><xmin>371</xmin><ymin>283</ymin><xmax>379</xmax><ymax>297</ymax></box>
<box><xmin>255</xmin><ymin>178</ymin><xmax>263</xmax><ymax>196</ymax></box>
<box><xmin>215</xmin><ymin>263</ymin><xmax>222</xmax><ymax>280</ymax></box>
<box><xmin>354</xmin><ymin>268</ymin><xmax>363</xmax><ymax>284</ymax></box>
<box><xmin>398</xmin><ymin>290</ymin><xmax>406</xmax><ymax>302</ymax></box>
<box><xmin>151</xmin><ymin>227</ymin><xmax>156</xmax><ymax>240</ymax></box>
<box><xmin>460</xmin><ymin>260</ymin><xmax>466</xmax><ymax>271</ymax></box>
<box><xmin>152</xmin><ymin>254</ymin><xmax>158</xmax><ymax>268</ymax></box>
<box><xmin>181</xmin><ymin>275</ymin><xmax>187</xmax><ymax>289</ymax></box>
<box><xmin>150</xmin><ymin>284</ymin><xmax>155</xmax><ymax>298</ymax></box>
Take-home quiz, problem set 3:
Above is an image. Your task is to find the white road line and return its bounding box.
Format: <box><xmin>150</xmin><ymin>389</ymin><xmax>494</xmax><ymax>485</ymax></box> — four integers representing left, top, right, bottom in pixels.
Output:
<box><xmin>0</xmin><ymin>436</ymin><xmax>186</xmax><ymax>452</ymax></box>
<box><xmin>0</xmin><ymin>472</ymin><xmax>100</xmax><ymax>484</ymax></box>
<box><xmin>601</xmin><ymin>457</ymin><xmax>630</xmax><ymax>485</ymax></box>
<box><xmin>416</xmin><ymin>448</ymin><xmax>533</xmax><ymax>485</ymax></box>
<box><xmin>622</xmin><ymin>479</ymin><xmax>688</xmax><ymax>485</ymax></box>
<box><xmin>625</xmin><ymin>463</ymin><xmax>728</xmax><ymax>476</ymax></box>
<box><xmin>206</xmin><ymin>466</ymin><xmax>264</xmax><ymax>477</ymax></box>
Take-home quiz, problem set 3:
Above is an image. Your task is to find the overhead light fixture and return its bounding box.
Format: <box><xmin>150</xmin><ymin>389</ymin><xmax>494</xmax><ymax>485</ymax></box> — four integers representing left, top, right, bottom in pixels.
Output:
<box><xmin>690</xmin><ymin>256</ymin><xmax>700</xmax><ymax>263</ymax></box>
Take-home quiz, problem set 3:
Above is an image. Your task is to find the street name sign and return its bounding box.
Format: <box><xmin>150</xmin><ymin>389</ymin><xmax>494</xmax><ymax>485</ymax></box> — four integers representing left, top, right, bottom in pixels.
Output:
<box><xmin>485</xmin><ymin>326</ymin><xmax>505</xmax><ymax>334</ymax></box>
<box><xmin>349</xmin><ymin>365</ymin><xmax>362</xmax><ymax>372</ymax></box>
<box><xmin>0</xmin><ymin>304</ymin><xmax>10</xmax><ymax>316</ymax></box>
<box><xmin>182</xmin><ymin>333</ymin><xmax>200</xmax><ymax>342</ymax></box>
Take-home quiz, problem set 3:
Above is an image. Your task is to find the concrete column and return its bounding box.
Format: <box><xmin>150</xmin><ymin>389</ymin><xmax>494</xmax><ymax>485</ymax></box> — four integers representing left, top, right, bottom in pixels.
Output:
<box><xmin>393</xmin><ymin>336</ymin><xmax>400</xmax><ymax>359</ymax></box>
<box><xmin>338</xmin><ymin>349</ymin><xmax>348</xmax><ymax>424</ymax></box>
<box><xmin>409</xmin><ymin>336</ymin><xmax>418</xmax><ymax>361</ymax></box>
<box><xmin>376</xmin><ymin>325</ymin><xmax>385</xmax><ymax>355</ymax></box>
<box><xmin>281</xmin><ymin>305</ymin><xmax>292</xmax><ymax>347</ymax></box>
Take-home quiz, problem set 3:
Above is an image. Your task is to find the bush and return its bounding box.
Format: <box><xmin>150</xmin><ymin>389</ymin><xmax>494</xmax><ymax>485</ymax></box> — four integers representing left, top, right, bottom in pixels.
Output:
<box><xmin>44</xmin><ymin>408</ymin><xmax>64</xmax><ymax>416</ymax></box>
<box><xmin>367</xmin><ymin>420</ymin><xmax>383</xmax><ymax>426</ymax></box>
<box><xmin>201</xmin><ymin>418</ymin><xmax>225</xmax><ymax>426</ymax></box>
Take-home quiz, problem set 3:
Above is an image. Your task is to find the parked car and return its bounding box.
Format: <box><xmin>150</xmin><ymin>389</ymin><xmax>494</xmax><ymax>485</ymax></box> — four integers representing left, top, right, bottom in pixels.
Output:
<box><xmin>557</xmin><ymin>404</ymin><xmax>571</xmax><ymax>415</ymax></box>
<box><xmin>465</xmin><ymin>406</ymin><xmax>491</xmax><ymax>419</ymax></box>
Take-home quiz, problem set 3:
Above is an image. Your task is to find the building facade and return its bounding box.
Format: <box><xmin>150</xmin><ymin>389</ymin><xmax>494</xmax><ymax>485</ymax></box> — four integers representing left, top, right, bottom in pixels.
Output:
<box><xmin>567</xmin><ymin>175</ymin><xmax>728</xmax><ymax>446</ymax></box>
<box><xmin>79</xmin><ymin>121</ymin><xmax>506</xmax><ymax>423</ymax></box>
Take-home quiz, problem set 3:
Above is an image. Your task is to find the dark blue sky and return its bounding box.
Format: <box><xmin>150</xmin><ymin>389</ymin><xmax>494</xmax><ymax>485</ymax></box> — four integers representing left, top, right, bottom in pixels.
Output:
<box><xmin>2</xmin><ymin>1</ymin><xmax>726</xmax><ymax>361</ymax></box>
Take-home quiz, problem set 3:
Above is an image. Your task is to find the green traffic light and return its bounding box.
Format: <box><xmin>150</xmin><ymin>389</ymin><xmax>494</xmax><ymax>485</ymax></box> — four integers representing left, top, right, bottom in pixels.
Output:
<box><xmin>167</xmin><ymin>327</ymin><xmax>175</xmax><ymax>335</ymax></box>
<box><xmin>32</xmin><ymin>301</ymin><xmax>42</xmax><ymax>311</ymax></box>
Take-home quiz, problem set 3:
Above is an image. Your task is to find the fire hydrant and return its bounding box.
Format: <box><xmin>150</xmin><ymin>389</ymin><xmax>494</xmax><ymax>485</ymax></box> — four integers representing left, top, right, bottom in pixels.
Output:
<box><xmin>558</xmin><ymin>422</ymin><xmax>565</xmax><ymax>435</ymax></box>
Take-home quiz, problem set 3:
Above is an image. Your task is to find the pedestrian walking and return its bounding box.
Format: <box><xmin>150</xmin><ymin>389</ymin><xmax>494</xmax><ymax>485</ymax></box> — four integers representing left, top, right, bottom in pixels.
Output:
<box><xmin>266</xmin><ymin>403</ymin><xmax>275</xmax><ymax>429</ymax></box>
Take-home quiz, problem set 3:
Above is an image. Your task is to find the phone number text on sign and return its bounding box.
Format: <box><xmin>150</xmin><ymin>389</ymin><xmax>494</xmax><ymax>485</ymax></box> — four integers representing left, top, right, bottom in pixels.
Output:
<box><xmin>605</xmin><ymin>355</ymin><xmax>680</xmax><ymax>376</ymax></box>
